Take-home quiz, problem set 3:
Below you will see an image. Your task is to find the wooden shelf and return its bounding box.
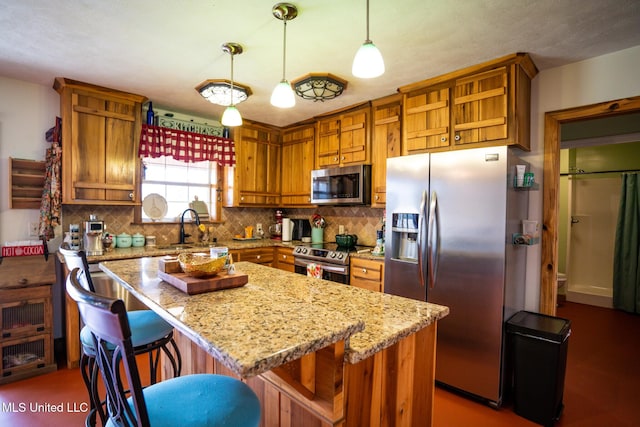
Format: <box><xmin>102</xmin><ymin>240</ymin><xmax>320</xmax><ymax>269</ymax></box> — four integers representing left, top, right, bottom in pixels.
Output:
<box><xmin>9</xmin><ymin>158</ymin><xmax>45</xmax><ymax>209</ymax></box>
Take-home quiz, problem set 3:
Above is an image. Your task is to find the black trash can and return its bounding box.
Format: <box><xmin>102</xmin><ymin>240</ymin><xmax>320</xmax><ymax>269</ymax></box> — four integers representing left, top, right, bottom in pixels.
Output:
<box><xmin>506</xmin><ymin>311</ymin><xmax>571</xmax><ymax>427</ymax></box>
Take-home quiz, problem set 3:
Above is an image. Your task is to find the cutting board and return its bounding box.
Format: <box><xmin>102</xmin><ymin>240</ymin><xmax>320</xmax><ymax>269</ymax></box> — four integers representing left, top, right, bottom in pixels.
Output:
<box><xmin>158</xmin><ymin>270</ymin><xmax>248</xmax><ymax>295</ymax></box>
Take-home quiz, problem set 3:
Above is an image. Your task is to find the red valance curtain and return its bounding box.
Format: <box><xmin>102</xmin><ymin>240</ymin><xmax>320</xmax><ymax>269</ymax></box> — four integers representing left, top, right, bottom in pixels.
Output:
<box><xmin>138</xmin><ymin>124</ymin><xmax>236</xmax><ymax>166</ymax></box>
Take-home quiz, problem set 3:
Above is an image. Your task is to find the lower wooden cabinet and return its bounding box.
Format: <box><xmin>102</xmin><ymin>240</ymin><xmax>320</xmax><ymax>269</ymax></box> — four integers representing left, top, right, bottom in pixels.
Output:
<box><xmin>0</xmin><ymin>256</ymin><xmax>56</xmax><ymax>383</ymax></box>
<box><xmin>274</xmin><ymin>247</ymin><xmax>295</xmax><ymax>272</ymax></box>
<box><xmin>232</xmin><ymin>247</ymin><xmax>274</xmax><ymax>267</ymax></box>
<box><xmin>350</xmin><ymin>258</ymin><xmax>384</xmax><ymax>292</ymax></box>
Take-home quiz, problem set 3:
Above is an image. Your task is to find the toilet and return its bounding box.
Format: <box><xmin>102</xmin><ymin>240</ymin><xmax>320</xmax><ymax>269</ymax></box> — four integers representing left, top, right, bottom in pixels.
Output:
<box><xmin>557</xmin><ymin>272</ymin><xmax>567</xmax><ymax>304</ymax></box>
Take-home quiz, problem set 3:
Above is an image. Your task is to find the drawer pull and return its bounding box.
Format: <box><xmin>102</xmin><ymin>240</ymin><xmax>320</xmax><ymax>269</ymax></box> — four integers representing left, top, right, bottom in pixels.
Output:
<box><xmin>362</xmin><ymin>268</ymin><xmax>367</xmax><ymax>273</ymax></box>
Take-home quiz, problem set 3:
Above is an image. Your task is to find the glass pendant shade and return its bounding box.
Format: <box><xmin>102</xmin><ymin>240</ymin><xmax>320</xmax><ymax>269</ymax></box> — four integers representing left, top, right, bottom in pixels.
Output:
<box><xmin>271</xmin><ymin>79</ymin><xmax>296</xmax><ymax>108</ymax></box>
<box><xmin>352</xmin><ymin>41</ymin><xmax>385</xmax><ymax>78</ymax></box>
<box><xmin>221</xmin><ymin>105</ymin><xmax>242</xmax><ymax>127</ymax></box>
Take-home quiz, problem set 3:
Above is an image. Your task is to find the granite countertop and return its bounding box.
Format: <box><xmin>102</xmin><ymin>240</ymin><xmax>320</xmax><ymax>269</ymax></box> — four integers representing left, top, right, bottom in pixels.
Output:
<box><xmin>75</xmin><ymin>239</ymin><xmax>384</xmax><ymax>264</ymax></box>
<box><xmin>99</xmin><ymin>258</ymin><xmax>448</xmax><ymax>377</ymax></box>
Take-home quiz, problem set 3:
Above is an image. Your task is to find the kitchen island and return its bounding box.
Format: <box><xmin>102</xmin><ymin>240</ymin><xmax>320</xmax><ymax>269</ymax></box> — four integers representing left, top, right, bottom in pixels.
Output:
<box><xmin>99</xmin><ymin>257</ymin><xmax>449</xmax><ymax>426</ymax></box>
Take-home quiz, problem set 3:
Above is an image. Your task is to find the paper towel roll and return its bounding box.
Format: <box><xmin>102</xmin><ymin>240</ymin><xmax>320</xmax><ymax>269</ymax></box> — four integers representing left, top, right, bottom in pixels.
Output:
<box><xmin>282</xmin><ymin>218</ymin><xmax>294</xmax><ymax>241</ymax></box>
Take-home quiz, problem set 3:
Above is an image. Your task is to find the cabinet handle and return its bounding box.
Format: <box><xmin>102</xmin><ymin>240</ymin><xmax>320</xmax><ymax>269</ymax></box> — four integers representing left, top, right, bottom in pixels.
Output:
<box><xmin>341</xmin><ymin>156</ymin><xmax>345</xmax><ymax>160</ymax></box>
<box><xmin>283</xmin><ymin>255</ymin><xmax>287</xmax><ymax>259</ymax></box>
<box><xmin>129</xmin><ymin>192</ymin><xmax>134</xmax><ymax>200</ymax></box>
<box><xmin>256</xmin><ymin>255</ymin><xmax>261</xmax><ymax>260</ymax></box>
<box><xmin>19</xmin><ymin>278</ymin><xmax>28</xmax><ymax>285</ymax></box>
<box><xmin>454</xmin><ymin>134</ymin><xmax>461</xmax><ymax>141</ymax></box>
<box><xmin>241</xmin><ymin>196</ymin><xmax>245</xmax><ymax>201</ymax></box>
<box><xmin>441</xmin><ymin>136</ymin><xmax>447</xmax><ymax>142</ymax></box>
<box><xmin>375</xmin><ymin>195</ymin><xmax>379</xmax><ymax>200</ymax></box>
<box><xmin>362</xmin><ymin>268</ymin><xmax>367</xmax><ymax>273</ymax></box>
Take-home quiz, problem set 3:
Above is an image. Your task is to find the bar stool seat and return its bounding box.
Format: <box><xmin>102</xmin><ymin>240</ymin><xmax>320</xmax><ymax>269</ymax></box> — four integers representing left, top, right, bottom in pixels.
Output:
<box><xmin>59</xmin><ymin>245</ymin><xmax>181</xmax><ymax>426</ymax></box>
<box><xmin>80</xmin><ymin>310</ymin><xmax>174</xmax><ymax>352</ymax></box>
<box><xmin>66</xmin><ymin>267</ymin><xmax>261</xmax><ymax>427</ymax></box>
<box><xmin>104</xmin><ymin>374</ymin><xmax>260</xmax><ymax>427</ymax></box>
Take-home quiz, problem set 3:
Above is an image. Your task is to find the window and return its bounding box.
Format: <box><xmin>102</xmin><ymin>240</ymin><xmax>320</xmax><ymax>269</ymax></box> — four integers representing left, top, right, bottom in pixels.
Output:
<box><xmin>141</xmin><ymin>156</ymin><xmax>220</xmax><ymax>221</ymax></box>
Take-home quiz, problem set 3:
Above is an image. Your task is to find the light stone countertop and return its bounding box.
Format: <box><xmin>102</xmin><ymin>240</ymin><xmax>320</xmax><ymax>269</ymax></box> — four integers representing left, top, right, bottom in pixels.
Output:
<box><xmin>98</xmin><ymin>258</ymin><xmax>448</xmax><ymax>378</ymax></box>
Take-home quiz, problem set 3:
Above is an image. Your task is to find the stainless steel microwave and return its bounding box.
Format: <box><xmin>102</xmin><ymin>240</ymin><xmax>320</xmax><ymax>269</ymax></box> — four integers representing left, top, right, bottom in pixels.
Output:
<box><xmin>311</xmin><ymin>165</ymin><xmax>371</xmax><ymax>205</ymax></box>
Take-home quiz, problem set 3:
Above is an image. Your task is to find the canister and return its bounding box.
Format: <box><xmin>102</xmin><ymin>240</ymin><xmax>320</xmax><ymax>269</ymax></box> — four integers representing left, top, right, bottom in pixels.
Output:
<box><xmin>115</xmin><ymin>233</ymin><xmax>132</xmax><ymax>248</ymax></box>
<box><xmin>132</xmin><ymin>233</ymin><xmax>145</xmax><ymax>247</ymax></box>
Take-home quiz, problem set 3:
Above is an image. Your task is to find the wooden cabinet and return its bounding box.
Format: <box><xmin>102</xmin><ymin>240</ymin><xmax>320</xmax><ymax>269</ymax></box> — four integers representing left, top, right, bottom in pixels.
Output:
<box><xmin>0</xmin><ymin>256</ymin><xmax>56</xmax><ymax>383</ymax></box>
<box><xmin>315</xmin><ymin>104</ymin><xmax>371</xmax><ymax>168</ymax></box>
<box><xmin>371</xmin><ymin>94</ymin><xmax>402</xmax><ymax>206</ymax></box>
<box><xmin>225</xmin><ymin>120</ymin><xmax>281</xmax><ymax>207</ymax></box>
<box><xmin>400</xmin><ymin>53</ymin><xmax>537</xmax><ymax>155</ymax></box>
<box><xmin>274</xmin><ymin>247</ymin><xmax>295</xmax><ymax>272</ymax></box>
<box><xmin>232</xmin><ymin>247</ymin><xmax>274</xmax><ymax>267</ymax></box>
<box><xmin>350</xmin><ymin>257</ymin><xmax>384</xmax><ymax>292</ymax></box>
<box><xmin>54</xmin><ymin>77</ymin><xmax>146</xmax><ymax>205</ymax></box>
<box><xmin>281</xmin><ymin>124</ymin><xmax>315</xmax><ymax>206</ymax></box>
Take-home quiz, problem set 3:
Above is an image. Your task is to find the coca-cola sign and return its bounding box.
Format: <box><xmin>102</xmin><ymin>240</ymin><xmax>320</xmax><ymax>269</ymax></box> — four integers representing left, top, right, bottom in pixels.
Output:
<box><xmin>1</xmin><ymin>245</ymin><xmax>45</xmax><ymax>257</ymax></box>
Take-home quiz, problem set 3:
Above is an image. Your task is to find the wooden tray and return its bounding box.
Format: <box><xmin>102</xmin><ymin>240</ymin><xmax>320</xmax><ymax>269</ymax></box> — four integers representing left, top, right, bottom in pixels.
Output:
<box><xmin>158</xmin><ymin>270</ymin><xmax>248</xmax><ymax>295</ymax></box>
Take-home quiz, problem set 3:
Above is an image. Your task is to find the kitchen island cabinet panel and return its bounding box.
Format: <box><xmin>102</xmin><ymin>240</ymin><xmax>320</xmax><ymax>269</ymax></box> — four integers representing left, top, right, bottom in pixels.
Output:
<box><xmin>54</xmin><ymin>77</ymin><xmax>146</xmax><ymax>205</ymax></box>
<box><xmin>100</xmin><ymin>258</ymin><xmax>448</xmax><ymax>426</ymax></box>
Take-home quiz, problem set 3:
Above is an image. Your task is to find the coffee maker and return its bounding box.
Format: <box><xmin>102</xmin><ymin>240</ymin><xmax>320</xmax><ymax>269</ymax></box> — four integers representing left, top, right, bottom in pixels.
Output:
<box><xmin>83</xmin><ymin>214</ymin><xmax>105</xmax><ymax>256</ymax></box>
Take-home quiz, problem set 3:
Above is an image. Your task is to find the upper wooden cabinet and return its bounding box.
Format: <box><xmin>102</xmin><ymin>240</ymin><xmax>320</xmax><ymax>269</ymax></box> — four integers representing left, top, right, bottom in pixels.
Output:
<box><xmin>224</xmin><ymin>120</ymin><xmax>281</xmax><ymax>207</ymax></box>
<box><xmin>400</xmin><ymin>53</ymin><xmax>537</xmax><ymax>155</ymax></box>
<box><xmin>54</xmin><ymin>77</ymin><xmax>146</xmax><ymax>205</ymax></box>
<box><xmin>281</xmin><ymin>123</ymin><xmax>315</xmax><ymax>207</ymax></box>
<box><xmin>371</xmin><ymin>94</ymin><xmax>402</xmax><ymax>207</ymax></box>
<box><xmin>315</xmin><ymin>104</ymin><xmax>371</xmax><ymax>168</ymax></box>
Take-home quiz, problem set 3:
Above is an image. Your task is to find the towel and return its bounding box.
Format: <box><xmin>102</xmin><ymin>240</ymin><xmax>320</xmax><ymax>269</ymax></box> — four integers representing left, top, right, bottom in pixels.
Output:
<box><xmin>306</xmin><ymin>263</ymin><xmax>323</xmax><ymax>279</ymax></box>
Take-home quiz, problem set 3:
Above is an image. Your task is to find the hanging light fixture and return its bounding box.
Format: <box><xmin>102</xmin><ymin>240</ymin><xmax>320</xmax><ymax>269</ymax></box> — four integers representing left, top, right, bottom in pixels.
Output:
<box><xmin>270</xmin><ymin>3</ymin><xmax>297</xmax><ymax>109</ymax></box>
<box><xmin>220</xmin><ymin>42</ymin><xmax>244</xmax><ymax>127</ymax></box>
<box><xmin>352</xmin><ymin>0</ymin><xmax>385</xmax><ymax>78</ymax></box>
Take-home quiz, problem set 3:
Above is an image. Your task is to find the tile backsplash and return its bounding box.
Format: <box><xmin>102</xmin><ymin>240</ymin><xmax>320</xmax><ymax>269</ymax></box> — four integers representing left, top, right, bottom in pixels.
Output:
<box><xmin>62</xmin><ymin>205</ymin><xmax>385</xmax><ymax>247</ymax></box>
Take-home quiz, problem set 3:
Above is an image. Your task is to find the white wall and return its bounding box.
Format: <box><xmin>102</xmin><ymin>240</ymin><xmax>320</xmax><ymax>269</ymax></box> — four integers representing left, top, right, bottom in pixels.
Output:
<box><xmin>0</xmin><ymin>77</ymin><xmax>59</xmax><ymax>246</ymax></box>
<box><xmin>523</xmin><ymin>44</ymin><xmax>640</xmax><ymax>311</ymax></box>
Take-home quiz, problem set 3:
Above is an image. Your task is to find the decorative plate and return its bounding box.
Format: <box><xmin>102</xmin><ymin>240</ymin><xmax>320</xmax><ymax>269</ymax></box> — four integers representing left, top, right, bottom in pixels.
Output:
<box><xmin>142</xmin><ymin>193</ymin><xmax>168</xmax><ymax>221</ymax></box>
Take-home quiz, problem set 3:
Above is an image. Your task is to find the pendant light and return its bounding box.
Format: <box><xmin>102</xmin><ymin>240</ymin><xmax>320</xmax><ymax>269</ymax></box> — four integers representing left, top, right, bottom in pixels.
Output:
<box><xmin>221</xmin><ymin>42</ymin><xmax>243</xmax><ymax>127</ymax></box>
<box><xmin>270</xmin><ymin>3</ymin><xmax>297</xmax><ymax>109</ymax></box>
<box><xmin>352</xmin><ymin>0</ymin><xmax>385</xmax><ymax>78</ymax></box>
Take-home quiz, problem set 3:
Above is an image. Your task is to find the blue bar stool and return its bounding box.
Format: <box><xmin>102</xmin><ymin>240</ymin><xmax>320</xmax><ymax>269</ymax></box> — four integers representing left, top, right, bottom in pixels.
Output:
<box><xmin>60</xmin><ymin>245</ymin><xmax>181</xmax><ymax>426</ymax></box>
<box><xmin>66</xmin><ymin>267</ymin><xmax>261</xmax><ymax>427</ymax></box>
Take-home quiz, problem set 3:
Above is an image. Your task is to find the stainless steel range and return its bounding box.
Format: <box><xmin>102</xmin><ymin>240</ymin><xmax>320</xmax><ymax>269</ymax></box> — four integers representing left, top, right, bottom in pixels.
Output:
<box><xmin>293</xmin><ymin>243</ymin><xmax>364</xmax><ymax>284</ymax></box>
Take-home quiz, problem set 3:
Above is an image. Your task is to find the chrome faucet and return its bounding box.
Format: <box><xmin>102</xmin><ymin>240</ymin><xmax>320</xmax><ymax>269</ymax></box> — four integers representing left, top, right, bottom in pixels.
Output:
<box><xmin>179</xmin><ymin>209</ymin><xmax>201</xmax><ymax>244</ymax></box>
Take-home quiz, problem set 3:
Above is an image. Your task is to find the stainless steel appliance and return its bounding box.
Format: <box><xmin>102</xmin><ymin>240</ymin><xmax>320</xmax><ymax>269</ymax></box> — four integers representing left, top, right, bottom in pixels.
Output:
<box><xmin>291</xmin><ymin>218</ymin><xmax>311</xmax><ymax>240</ymax></box>
<box><xmin>311</xmin><ymin>165</ymin><xmax>371</xmax><ymax>205</ymax></box>
<box><xmin>293</xmin><ymin>243</ymin><xmax>361</xmax><ymax>284</ymax></box>
<box><xmin>83</xmin><ymin>215</ymin><xmax>105</xmax><ymax>256</ymax></box>
<box><xmin>384</xmin><ymin>146</ymin><xmax>528</xmax><ymax>408</ymax></box>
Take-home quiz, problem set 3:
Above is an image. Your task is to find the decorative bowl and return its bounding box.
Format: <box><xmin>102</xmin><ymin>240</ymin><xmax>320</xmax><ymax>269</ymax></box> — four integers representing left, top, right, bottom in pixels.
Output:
<box><xmin>177</xmin><ymin>253</ymin><xmax>226</xmax><ymax>277</ymax></box>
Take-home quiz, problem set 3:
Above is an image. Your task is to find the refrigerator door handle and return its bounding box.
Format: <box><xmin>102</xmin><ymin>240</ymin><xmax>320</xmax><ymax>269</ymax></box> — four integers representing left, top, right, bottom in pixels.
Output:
<box><xmin>417</xmin><ymin>189</ymin><xmax>428</xmax><ymax>287</ymax></box>
<box><xmin>428</xmin><ymin>191</ymin><xmax>440</xmax><ymax>288</ymax></box>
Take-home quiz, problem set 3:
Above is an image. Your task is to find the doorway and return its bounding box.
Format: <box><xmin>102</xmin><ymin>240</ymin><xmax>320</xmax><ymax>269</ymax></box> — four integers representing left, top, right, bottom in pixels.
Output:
<box><xmin>558</xmin><ymin>141</ymin><xmax>640</xmax><ymax>307</ymax></box>
<box><xmin>540</xmin><ymin>95</ymin><xmax>640</xmax><ymax>315</ymax></box>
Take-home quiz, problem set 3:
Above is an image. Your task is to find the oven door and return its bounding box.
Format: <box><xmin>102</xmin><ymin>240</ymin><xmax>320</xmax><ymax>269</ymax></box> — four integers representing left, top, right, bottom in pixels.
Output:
<box><xmin>293</xmin><ymin>258</ymin><xmax>349</xmax><ymax>285</ymax></box>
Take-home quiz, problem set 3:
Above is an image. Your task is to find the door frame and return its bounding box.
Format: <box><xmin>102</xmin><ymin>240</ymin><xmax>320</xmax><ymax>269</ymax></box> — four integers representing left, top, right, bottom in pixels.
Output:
<box><xmin>540</xmin><ymin>95</ymin><xmax>640</xmax><ymax>315</ymax></box>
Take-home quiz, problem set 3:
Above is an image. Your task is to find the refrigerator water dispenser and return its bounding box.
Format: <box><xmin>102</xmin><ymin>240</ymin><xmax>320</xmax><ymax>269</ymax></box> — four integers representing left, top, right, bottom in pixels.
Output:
<box><xmin>390</xmin><ymin>213</ymin><xmax>419</xmax><ymax>262</ymax></box>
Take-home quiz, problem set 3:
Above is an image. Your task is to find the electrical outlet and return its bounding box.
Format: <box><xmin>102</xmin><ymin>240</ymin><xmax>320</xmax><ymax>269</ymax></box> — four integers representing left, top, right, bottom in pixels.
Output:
<box><xmin>28</xmin><ymin>222</ymin><xmax>39</xmax><ymax>237</ymax></box>
<box><xmin>256</xmin><ymin>223</ymin><xmax>263</xmax><ymax>233</ymax></box>
<box><xmin>338</xmin><ymin>225</ymin><xmax>345</xmax><ymax>234</ymax></box>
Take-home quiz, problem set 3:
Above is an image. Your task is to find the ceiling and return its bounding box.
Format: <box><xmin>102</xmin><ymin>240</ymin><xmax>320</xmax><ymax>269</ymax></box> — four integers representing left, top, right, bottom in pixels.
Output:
<box><xmin>2</xmin><ymin>0</ymin><xmax>640</xmax><ymax>128</ymax></box>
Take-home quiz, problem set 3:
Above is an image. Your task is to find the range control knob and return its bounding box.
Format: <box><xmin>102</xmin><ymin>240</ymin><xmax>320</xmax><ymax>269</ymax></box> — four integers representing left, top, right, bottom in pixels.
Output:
<box><xmin>337</xmin><ymin>253</ymin><xmax>344</xmax><ymax>260</ymax></box>
<box><xmin>329</xmin><ymin>252</ymin><xmax>336</xmax><ymax>258</ymax></box>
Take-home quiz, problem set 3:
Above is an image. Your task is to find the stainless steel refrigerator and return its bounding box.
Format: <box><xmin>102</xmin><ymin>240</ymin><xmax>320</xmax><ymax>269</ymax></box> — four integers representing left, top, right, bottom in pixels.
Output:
<box><xmin>384</xmin><ymin>145</ymin><xmax>528</xmax><ymax>407</ymax></box>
